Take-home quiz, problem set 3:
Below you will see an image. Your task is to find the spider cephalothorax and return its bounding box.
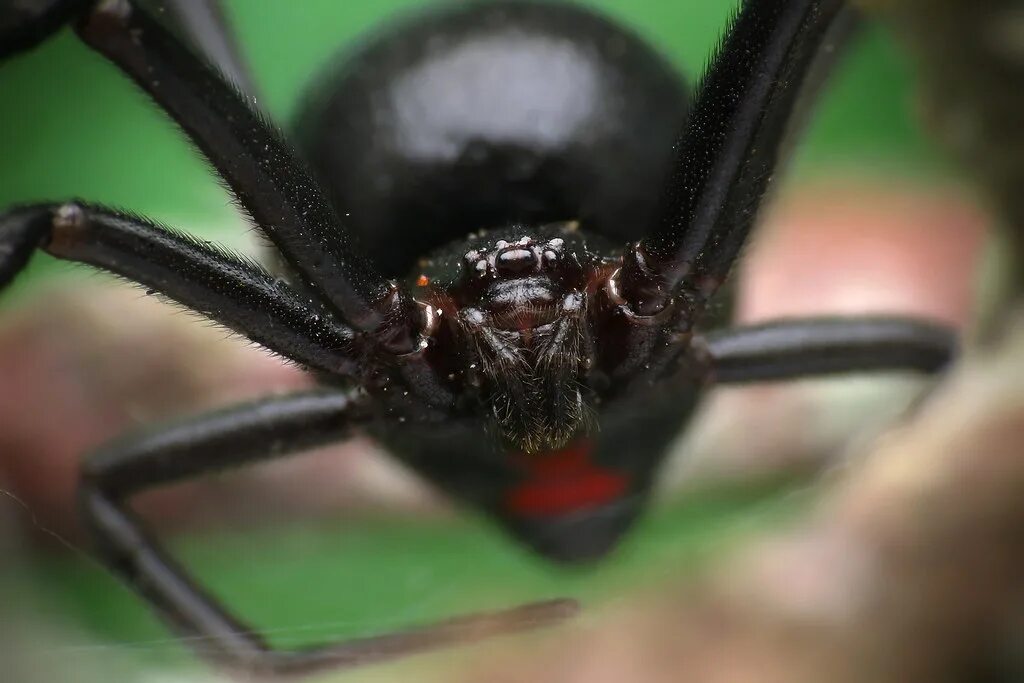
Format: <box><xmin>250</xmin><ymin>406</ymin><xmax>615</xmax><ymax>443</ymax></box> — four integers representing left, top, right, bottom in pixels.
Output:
<box><xmin>0</xmin><ymin>0</ymin><xmax>958</xmax><ymax>676</ymax></box>
<box><xmin>439</xmin><ymin>223</ymin><xmax>601</xmax><ymax>452</ymax></box>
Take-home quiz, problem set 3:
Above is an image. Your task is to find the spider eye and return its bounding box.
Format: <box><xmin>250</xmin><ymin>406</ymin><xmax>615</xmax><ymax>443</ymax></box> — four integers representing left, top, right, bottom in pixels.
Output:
<box><xmin>495</xmin><ymin>246</ymin><xmax>537</xmax><ymax>274</ymax></box>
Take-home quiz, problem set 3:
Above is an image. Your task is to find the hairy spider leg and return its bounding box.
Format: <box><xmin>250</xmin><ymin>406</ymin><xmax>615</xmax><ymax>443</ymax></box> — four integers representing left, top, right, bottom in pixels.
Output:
<box><xmin>0</xmin><ymin>203</ymin><xmax>357</xmax><ymax>374</ymax></box>
<box><xmin>76</xmin><ymin>0</ymin><xmax>422</xmax><ymax>351</ymax></box>
<box><xmin>154</xmin><ymin>0</ymin><xmax>258</xmax><ymax>98</ymax></box>
<box><xmin>618</xmin><ymin>0</ymin><xmax>850</xmax><ymax>319</ymax></box>
<box><xmin>80</xmin><ymin>389</ymin><xmax>577</xmax><ymax>676</ymax></box>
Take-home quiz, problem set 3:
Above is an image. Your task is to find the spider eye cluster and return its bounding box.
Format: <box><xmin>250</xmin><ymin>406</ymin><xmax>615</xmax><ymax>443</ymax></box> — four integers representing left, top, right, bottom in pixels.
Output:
<box><xmin>464</xmin><ymin>236</ymin><xmax>565</xmax><ymax>280</ymax></box>
<box><xmin>448</xmin><ymin>229</ymin><xmax>593</xmax><ymax>452</ymax></box>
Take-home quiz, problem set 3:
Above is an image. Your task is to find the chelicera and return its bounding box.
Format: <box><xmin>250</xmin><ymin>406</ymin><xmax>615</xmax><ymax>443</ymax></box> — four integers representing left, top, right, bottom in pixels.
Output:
<box><xmin>0</xmin><ymin>0</ymin><xmax>955</xmax><ymax>676</ymax></box>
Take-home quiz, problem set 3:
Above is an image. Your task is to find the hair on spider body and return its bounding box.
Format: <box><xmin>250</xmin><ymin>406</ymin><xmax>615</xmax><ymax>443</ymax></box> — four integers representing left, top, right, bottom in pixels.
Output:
<box><xmin>384</xmin><ymin>214</ymin><xmax>708</xmax><ymax>560</ymax></box>
<box><xmin>0</xmin><ymin>0</ymin><xmax>958</xmax><ymax>675</ymax></box>
<box><xmin>411</xmin><ymin>222</ymin><xmax>599</xmax><ymax>453</ymax></box>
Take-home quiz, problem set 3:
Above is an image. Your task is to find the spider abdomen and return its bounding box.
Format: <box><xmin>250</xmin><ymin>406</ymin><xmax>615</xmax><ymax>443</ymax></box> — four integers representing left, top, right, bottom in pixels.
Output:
<box><xmin>294</xmin><ymin>0</ymin><xmax>689</xmax><ymax>277</ymax></box>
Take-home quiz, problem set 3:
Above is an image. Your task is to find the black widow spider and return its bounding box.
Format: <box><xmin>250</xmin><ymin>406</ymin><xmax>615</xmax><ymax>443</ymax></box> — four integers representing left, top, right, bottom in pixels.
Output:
<box><xmin>0</xmin><ymin>0</ymin><xmax>956</xmax><ymax>676</ymax></box>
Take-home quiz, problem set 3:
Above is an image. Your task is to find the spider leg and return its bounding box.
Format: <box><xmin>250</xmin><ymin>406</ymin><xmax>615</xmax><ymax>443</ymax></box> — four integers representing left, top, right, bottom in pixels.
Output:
<box><xmin>143</xmin><ymin>0</ymin><xmax>258</xmax><ymax>98</ymax></box>
<box><xmin>618</xmin><ymin>0</ymin><xmax>851</xmax><ymax>317</ymax></box>
<box><xmin>70</xmin><ymin>0</ymin><xmax>421</xmax><ymax>351</ymax></box>
<box><xmin>81</xmin><ymin>388</ymin><xmax>576</xmax><ymax>676</ymax></box>
<box><xmin>702</xmin><ymin>316</ymin><xmax>956</xmax><ymax>384</ymax></box>
<box><xmin>0</xmin><ymin>202</ymin><xmax>359</xmax><ymax>375</ymax></box>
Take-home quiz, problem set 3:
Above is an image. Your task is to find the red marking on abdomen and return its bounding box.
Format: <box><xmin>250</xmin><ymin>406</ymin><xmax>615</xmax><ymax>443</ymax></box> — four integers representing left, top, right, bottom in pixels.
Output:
<box><xmin>504</xmin><ymin>439</ymin><xmax>628</xmax><ymax>517</ymax></box>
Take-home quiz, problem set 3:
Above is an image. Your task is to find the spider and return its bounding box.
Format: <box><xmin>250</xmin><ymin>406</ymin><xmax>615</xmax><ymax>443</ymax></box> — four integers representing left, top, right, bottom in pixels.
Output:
<box><xmin>0</xmin><ymin>0</ymin><xmax>956</xmax><ymax>676</ymax></box>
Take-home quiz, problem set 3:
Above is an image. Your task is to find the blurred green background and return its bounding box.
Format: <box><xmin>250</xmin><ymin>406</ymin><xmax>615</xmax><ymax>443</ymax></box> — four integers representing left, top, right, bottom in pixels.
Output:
<box><xmin>0</xmin><ymin>1</ymin><xmax>941</xmax><ymax>680</ymax></box>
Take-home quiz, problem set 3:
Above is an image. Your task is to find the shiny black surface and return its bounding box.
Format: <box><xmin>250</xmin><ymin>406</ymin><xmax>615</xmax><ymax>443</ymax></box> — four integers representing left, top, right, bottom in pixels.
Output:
<box><xmin>295</xmin><ymin>1</ymin><xmax>690</xmax><ymax>277</ymax></box>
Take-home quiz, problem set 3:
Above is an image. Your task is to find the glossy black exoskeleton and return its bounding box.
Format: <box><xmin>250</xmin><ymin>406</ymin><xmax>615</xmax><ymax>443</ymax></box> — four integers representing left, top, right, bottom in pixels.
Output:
<box><xmin>295</xmin><ymin>2</ymin><xmax>689</xmax><ymax>277</ymax></box>
<box><xmin>0</xmin><ymin>0</ymin><xmax>957</xmax><ymax>675</ymax></box>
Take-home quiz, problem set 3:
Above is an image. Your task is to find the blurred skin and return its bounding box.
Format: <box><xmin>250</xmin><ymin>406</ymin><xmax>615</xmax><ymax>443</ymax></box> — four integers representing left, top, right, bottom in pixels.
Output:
<box><xmin>0</xmin><ymin>179</ymin><xmax>988</xmax><ymax>546</ymax></box>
